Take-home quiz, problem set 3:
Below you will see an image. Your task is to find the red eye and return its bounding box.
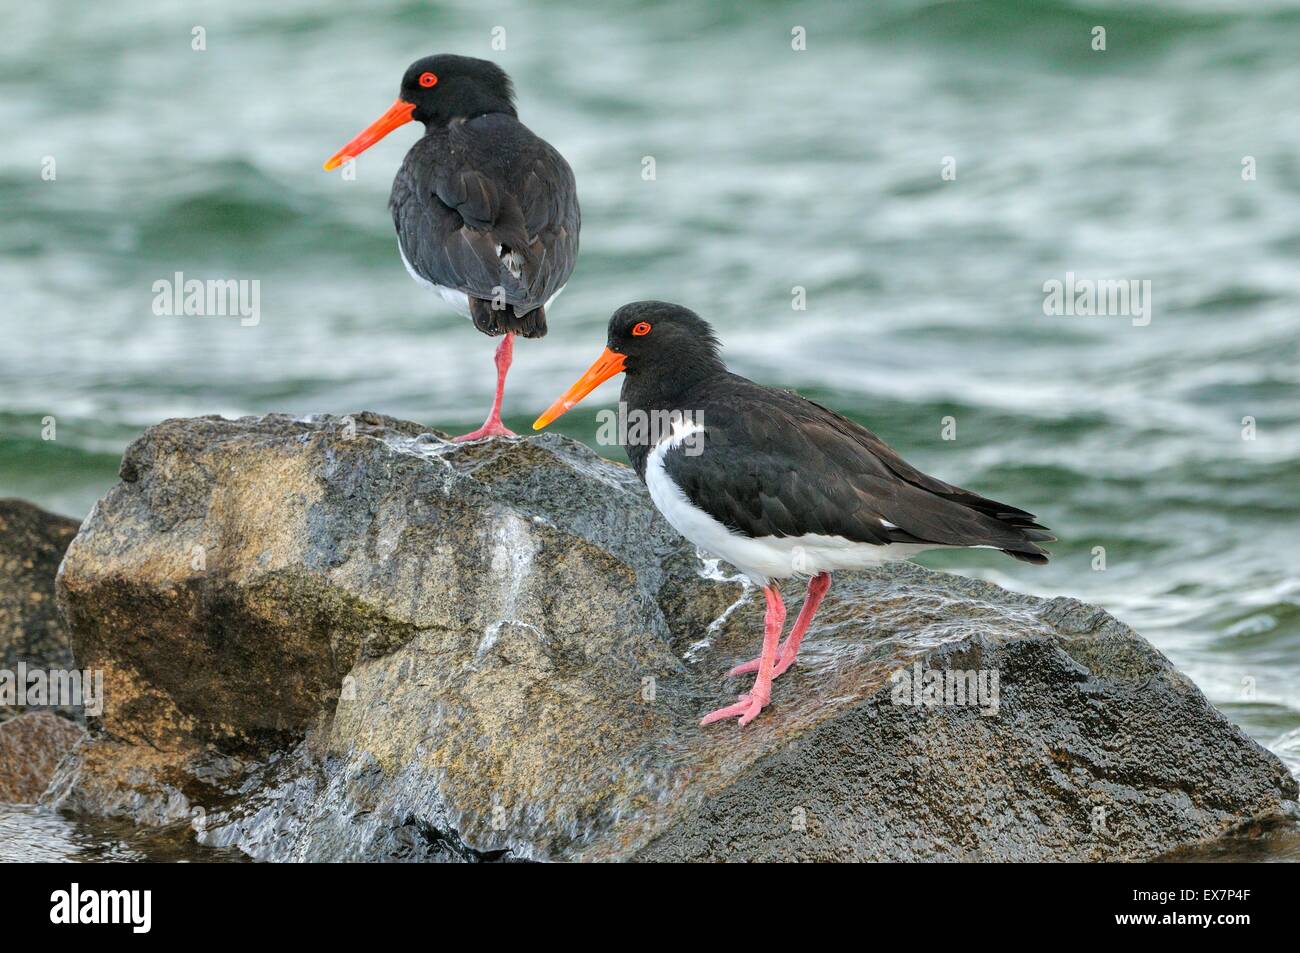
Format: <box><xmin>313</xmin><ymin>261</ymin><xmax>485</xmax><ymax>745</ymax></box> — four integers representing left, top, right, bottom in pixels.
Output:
<box><xmin>419</xmin><ymin>72</ymin><xmax>438</xmax><ymax>88</ymax></box>
<box><xmin>632</xmin><ymin>321</ymin><xmax>652</xmax><ymax>337</ymax></box>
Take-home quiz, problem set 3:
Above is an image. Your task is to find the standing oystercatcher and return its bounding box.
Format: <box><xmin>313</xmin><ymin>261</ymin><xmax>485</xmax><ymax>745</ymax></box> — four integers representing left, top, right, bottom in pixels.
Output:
<box><xmin>534</xmin><ymin>302</ymin><xmax>1053</xmax><ymax>726</ymax></box>
<box><xmin>324</xmin><ymin>55</ymin><xmax>580</xmax><ymax>440</ymax></box>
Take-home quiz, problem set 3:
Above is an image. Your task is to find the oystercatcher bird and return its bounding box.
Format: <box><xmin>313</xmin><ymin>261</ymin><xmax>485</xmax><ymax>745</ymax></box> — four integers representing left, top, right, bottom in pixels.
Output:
<box><xmin>324</xmin><ymin>55</ymin><xmax>580</xmax><ymax>440</ymax></box>
<box><xmin>534</xmin><ymin>302</ymin><xmax>1053</xmax><ymax>727</ymax></box>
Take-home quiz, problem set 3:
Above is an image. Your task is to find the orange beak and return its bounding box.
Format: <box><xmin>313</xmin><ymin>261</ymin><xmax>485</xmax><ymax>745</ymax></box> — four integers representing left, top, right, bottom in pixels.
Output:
<box><xmin>323</xmin><ymin>99</ymin><xmax>417</xmax><ymax>171</ymax></box>
<box><xmin>533</xmin><ymin>348</ymin><xmax>627</xmax><ymax>429</ymax></box>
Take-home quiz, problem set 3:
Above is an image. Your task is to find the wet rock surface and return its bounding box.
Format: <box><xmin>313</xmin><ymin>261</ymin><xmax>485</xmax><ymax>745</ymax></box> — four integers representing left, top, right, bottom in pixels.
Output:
<box><xmin>0</xmin><ymin>499</ymin><xmax>80</xmax><ymax>722</ymax></box>
<box><xmin>0</xmin><ymin>712</ymin><xmax>85</xmax><ymax>803</ymax></box>
<box><xmin>51</xmin><ymin>413</ymin><xmax>1298</xmax><ymax>861</ymax></box>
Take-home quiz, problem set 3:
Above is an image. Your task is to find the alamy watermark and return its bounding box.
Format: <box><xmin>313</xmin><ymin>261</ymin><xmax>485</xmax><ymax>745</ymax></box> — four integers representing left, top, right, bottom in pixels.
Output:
<box><xmin>152</xmin><ymin>271</ymin><xmax>260</xmax><ymax>326</ymax></box>
<box><xmin>595</xmin><ymin>402</ymin><xmax>705</xmax><ymax>456</ymax></box>
<box><xmin>1042</xmin><ymin>272</ymin><xmax>1151</xmax><ymax>327</ymax></box>
<box><xmin>890</xmin><ymin>661</ymin><xmax>999</xmax><ymax>716</ymax></box>
<box><xmin>0</xmin><ymin>663</ymin><xmax>104</xmax><ymax>716</ymax></box>
<box><xmin>50</xmin><ymin>883</ymin><xmax>151</xmax><ymax>933</ymax></box>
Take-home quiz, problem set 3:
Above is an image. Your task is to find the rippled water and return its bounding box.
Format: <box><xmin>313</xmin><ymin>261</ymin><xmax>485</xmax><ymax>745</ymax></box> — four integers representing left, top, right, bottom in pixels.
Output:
<box><xmin>0</xmin><ymin>804</ymin><xmax>244</xmax><ymax>862</ymax></box>
<box><xmin>2</xmin><ymin>0</ymin><xmax>1298</xmax><ymax>858</ymax></box>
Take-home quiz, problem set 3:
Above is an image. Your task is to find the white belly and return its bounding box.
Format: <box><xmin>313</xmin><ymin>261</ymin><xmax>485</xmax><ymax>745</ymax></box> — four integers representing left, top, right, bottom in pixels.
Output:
<box><xmin>399</xmin><ymin>240</ymin><xmax>566</xmax><ymax>320</ymax></box>
<box><xmin>643</xmin><ymin>424</ymin><xmax>934</xmax><ymax>585</ymax></box>
<box><xmin>399</xmin><ymin>241</ymin><xmax>470</xmax><ymax>317</ymax></box>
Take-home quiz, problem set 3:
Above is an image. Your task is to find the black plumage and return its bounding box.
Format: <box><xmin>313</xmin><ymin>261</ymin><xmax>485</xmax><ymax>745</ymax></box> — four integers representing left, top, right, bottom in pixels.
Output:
<box><xmin>326</xmin><ymin>54</ymin><xmax>581</xmax><ymax>438</ymax></box>
<box><xmin>387</xmin><ymin>56</ymin><xmax>580</xmax><ymax>338</ymax></box>
<box><xmin>613</xmin><ymin>303</ymin><xmax>1053</xmax><ymax>563</ymax></box>
<box><xmin>534</xmin><ymin>302</ymin><xmax>1053</xmax><ymax>725</ymax></box>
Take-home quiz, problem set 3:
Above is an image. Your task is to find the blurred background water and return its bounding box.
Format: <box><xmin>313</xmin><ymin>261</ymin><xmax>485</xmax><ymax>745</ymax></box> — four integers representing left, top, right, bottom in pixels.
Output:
<box><xmin>2</xmin><ymin>0</ymin><xmax>1298</xmax><ymax>855</ymax></box>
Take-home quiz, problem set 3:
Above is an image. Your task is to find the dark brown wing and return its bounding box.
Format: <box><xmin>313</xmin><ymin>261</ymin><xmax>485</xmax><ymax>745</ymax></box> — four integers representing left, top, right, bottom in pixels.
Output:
<box><xmin>390</xmin><ymin>113</ymin><xmax>579</xmax><ymax>313</ymax></box>
<box><xmin>661</xmin><ymin>377</ymin><xmax>1054</xmax><ymax>563</ymax></box>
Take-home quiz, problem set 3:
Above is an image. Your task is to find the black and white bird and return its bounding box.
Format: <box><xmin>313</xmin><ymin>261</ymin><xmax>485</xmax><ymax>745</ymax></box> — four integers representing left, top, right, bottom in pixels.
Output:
<box><xmin>534</xmin><ymin>302</ymin><xmax>1053</xmax><ymax>727</ymax></box>
<box><xmin>325</xmin><ymin>54</ymin><xmax>580</xmax><ymax>440</ymax></box>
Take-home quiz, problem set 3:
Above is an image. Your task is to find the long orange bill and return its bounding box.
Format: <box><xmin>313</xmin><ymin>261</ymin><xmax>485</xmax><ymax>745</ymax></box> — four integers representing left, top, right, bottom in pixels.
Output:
<box><xmin>533</xmin><ymin>348</ymin><xmax>627</xmax><ymax>429</ymax></box>
<box><xmin>323</xmin><ymin>99</ymin><xmax>417</xmax><ymax>171</ymax></box>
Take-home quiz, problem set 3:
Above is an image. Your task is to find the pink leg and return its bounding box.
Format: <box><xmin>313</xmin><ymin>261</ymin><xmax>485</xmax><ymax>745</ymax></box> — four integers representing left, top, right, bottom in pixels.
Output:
<box><xmin>701</xmin><ymin>585</ymin><xmax>786</xmax><ymax>727</ymax></box>
<box><xmin>454</xmin><ymin>333</ymin><xmax>518</xmax><ymax>441</ymax></box>
<box><xmin>728</xmin><ymin>572</ymin><xmax>831</xmax><ymax>678</ymax></box>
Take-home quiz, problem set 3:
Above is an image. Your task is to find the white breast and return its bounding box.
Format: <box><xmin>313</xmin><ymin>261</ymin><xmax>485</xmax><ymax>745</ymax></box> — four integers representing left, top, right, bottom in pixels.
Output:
<box><xmin>644</xmin><ymin>423</ymin><xmax>936</xmax><ymax>585</ymax></box>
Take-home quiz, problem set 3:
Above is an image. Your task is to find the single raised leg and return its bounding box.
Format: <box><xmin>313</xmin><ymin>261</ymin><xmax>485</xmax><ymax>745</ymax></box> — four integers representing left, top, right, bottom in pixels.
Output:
<box><xmin>701</xmin><ymin>584</ymin><xmax>786</xmax><ymax>727</ymax></box>
<box><xmin>727</xmin><ymin>572</ymin><xmax>831</xmax><ymax>678</ymax></box>
<box><xmin>454</xmin><ymin>333</ymin><xmax>518</xmax><ymax>441</ymax></box>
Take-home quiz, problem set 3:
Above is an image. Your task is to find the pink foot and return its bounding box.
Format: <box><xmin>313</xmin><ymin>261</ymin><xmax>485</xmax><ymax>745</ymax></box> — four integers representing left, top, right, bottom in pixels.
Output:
<box><xmin>452</xmin><ymin>333</ymin><xmax>516</xmax><ymax>442</ymax></box>
<box><xmin>727</xmin><ymin>652</ymin><xmax>783</xmax><ymax>678</ymax></box>
<box><xmin>770</xmin><ymin>652</ymin><xmax>799</xmax><ymax>679</ymax></box>
<box><xmin>726</xmin><ymin>572</ymin><xmax>831</xmax><ymax>680</ymax></box>
<box><xmin>726</xmin><ymin>650</ymin><xmax>800</xmax><ymax>679</ymax></box>
<box><xmin>453</xmin><ymin>420</ymin><xmax>517</xmax><ymax>441</ymax></box>
<box><xmin>701</xmin><ymin>584</ymin><xmax>786</xmax><ymax>728</ymax></box>
<box><xmin>699</xmin><ymin>691</ymin><xmax>771</xmax><ymax>727</ymax></box>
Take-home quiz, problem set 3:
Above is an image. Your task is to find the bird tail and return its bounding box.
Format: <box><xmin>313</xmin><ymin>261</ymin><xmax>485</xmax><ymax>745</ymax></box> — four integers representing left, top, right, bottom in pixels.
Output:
<box><xmin>469</xmin><ymin>298</ymin><xmax>547</xmax><ymax>339</ymax></box>
<box><xmin>940</xmin><ymin>489</ymin><xmax>1055</xmax><ymax>565</ymax></box>
<box><xmin>1002</xmin><ymin>539</ymin><xmax>1052</xmax><ymax>565</ymax></box>
<box><xmin>988</xmin><ymin>506</ymin><xmax>1055</xmax><ymax>564</ymax></box>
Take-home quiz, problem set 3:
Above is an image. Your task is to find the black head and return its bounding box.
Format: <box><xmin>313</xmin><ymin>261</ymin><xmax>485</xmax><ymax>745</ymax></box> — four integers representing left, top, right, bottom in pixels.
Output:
<box><xmin>399</xmin><ymin>54</ymin><xmax>516</xmax><ymax>125</ymax></box>
<box><xmin>324</xmin><ymin>54</ymin><xmax>516</xmax><ymax>170</ymax></box>
<box><xmin>533</xmin><ymin>301</ymin><xmax>725</xmax><ymax>430</ymax></box>
<box><xmin>606</xmin><ymin>301</ymin><xmax>723</xmax><ymax>379</ymax></box>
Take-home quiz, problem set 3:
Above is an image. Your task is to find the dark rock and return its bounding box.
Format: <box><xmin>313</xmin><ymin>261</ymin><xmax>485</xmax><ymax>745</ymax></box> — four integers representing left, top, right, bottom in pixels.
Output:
<box><xmin>0</xmin><ymin>712</ymin><xmax>85</xmax><ymax>803</ymax></box>
<box><xmin>50</xmin><ymin>413</ymin><xmax>1298</xmax><ymax>861</ymax></box>
<box><xmin>0</xmin><ymin>499</ymin><xmax>81</xmax><ymax>723</ymax></box>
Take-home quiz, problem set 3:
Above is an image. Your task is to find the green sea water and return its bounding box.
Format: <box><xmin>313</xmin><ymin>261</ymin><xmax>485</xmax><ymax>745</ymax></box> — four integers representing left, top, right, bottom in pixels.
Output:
<box><xmin>2</xmin><ymin>0</ymin><xmax>1298</xmax><ymax>856</ymax></box>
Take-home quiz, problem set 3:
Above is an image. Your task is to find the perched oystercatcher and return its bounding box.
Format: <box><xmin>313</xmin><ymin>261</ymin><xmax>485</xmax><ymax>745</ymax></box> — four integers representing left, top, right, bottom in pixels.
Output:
<box><xmin>534</xmin><ymin>302</ymin><xmax>1053</xmax><ymax>727</ymax></box>
<box><xmin>324</xmin><ymin>55</ymin><xmax>580</xmax><ymax>440</ymax></box>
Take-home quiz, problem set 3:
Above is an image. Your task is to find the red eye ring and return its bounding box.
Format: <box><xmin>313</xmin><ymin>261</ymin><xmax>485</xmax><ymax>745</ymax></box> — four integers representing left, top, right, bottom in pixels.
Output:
<box><xmin>632</xmin><ymin>321</ymin><xmax>652</xmax><ymax>337</ymax></box>
<box><xmin>419</xmin><ymin>72</ymin><xmax>438</xmax><ymax>87</ymax></box>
